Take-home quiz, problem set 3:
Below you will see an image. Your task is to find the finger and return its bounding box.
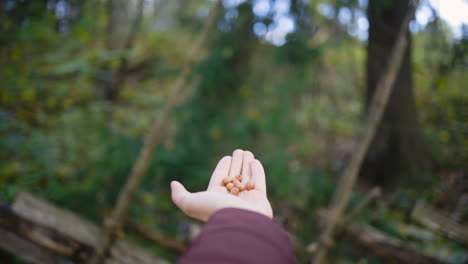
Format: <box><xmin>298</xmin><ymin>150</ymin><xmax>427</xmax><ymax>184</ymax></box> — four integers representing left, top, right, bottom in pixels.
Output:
<box><xmin>251</xmin><ymin>159</ymin><xmax>266</xmax><ymax>193</ymax></box>
<box><xmin>207</xmin><ymin>156</ymin><xmax>232</xmax><ymax>190</ymax></box>
<box><xmin>228</xmin><ymin>149</ymin><xmax>243</xmax><ymax>178</ymax></box>
<box><xmin>170</xmin><ymin>181</ymin><xmax>192</xmax><ymax>212</ymax></box>
<box><xmin>241</xmin><ymin>151</ymin><xmax>254</xmax><ymax>185</ymax></box>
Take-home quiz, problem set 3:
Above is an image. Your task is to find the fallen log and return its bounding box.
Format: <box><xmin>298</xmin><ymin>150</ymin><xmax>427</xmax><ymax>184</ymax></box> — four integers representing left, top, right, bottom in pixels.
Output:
<box><xmin>0</xmin><ymin>198</ymin><xmax>92</xmax><ymax>262</ymax></box>
<box><xmin>313</xmin><ymin>209</ymin><xmax>450</xmax><ymax>264</ymax></box>
<box><xmin>344</xmin><ymin>222</ymin><xmax>450</xmax><ymax>264</ymax></box>
<box><xmin>0</xmin><ymin>192</ymin><xmax>169</xmax><ymax>264</ymax></box>
<box><xmin>0</xmin><ymin>227</ymin><xmax>69</xmax><ymax>264</ymax></box>
<box><xmin>411</xmin><ymin>201</ymin><xmax>468</xmax><ymax>246</ymax></box>
<box><xmin>12</xmin><ymin>192</ymin><xmax>102</xmax><ymax>254</ymax></box>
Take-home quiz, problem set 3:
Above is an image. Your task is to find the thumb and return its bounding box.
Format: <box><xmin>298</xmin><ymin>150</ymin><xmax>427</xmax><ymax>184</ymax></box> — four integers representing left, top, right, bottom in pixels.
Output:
<box><xmin>170</xmin><ymin>181</ymin><xmax>191</xmax><ymax>211</ymax></box>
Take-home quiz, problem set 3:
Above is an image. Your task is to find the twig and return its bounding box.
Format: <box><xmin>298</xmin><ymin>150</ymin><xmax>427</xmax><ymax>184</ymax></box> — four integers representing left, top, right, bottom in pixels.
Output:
<box><xmin>125</xmin><ymin>220</ymin><xmax>187</xmax><ymax>254</ymax></box>
<box><xmin>341</xmin><ymin>187</ymin><xmax>381</xmax><ymax>228</ymax></box>
<box><xmin>312</xmin><ymin>2</ymin><xmax>418</xmax><ymax>263</ymax></box>
<box><xmin>307</xmin><ymin>187</ymin><xmax>380</xmax><ymax>252</ymax></box>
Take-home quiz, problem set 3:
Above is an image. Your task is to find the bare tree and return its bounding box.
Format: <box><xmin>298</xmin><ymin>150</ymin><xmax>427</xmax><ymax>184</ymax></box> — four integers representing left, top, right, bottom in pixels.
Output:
<box><xmin>312</xmin><ymin>2</ymin><xmax>419</xmax><ymax>263</ymax></box>
<box><xmin>362</xmin><ymin>0</ymin><xmax>430</xmax><ymax>188</ymax></box>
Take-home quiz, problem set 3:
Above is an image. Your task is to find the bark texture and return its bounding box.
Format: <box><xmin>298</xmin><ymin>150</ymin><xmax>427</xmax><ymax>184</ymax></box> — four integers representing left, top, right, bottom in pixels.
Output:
<box><xmin>312</xmin><ymin>2</ymin><xmax>416</xmax><ymax>262</ymax></box>
<box><xmin>364</xmin><ymin>0</ymin><xmax>429</xmax><ymax>187</ymax></box>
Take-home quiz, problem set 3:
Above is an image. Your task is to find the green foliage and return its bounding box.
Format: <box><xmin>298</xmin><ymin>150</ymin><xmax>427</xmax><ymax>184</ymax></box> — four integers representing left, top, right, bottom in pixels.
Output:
<box><xmin>413</xmin><ymin>23</ymin><xmax>468</xmax><ymax>171</ymax></box>
<box><xmin>0</xmin><ymin>0</ymin><xmax>466</xmax><ymax>262</ymax></box>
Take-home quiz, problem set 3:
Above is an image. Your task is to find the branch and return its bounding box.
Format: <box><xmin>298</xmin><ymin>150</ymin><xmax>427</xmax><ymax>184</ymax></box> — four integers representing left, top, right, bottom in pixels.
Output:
<box><xmin>313</xmin><ymin>209</ymin><xmax>450</xmax><ymax>264</ymax></box>
<box><xmin>125</xmin><ymin>220</ymin><xmax>187</xmax><ymax>254</ymax></box>
<box><xmin>411</xmin><ymin>201</ymin><xmax>468</xmax><ymax>246</ymax></box>
<box><xmin>91</xmin><ymin>1</ymin><xmax>223</xmax><ymax>263</ymax></box>
<box><xmin>307</xmin><ymin>187</ymin><xmax>380</xmax><ymax>254</ymax></box>
<box><xmin>0</xmin><ymin>228</ymin><xmax>69</xmax><ymax>264</ymax></box>
<box><xmin>341</xmin><ymin>187</ymin><xmax>381</xmax><ymax>228</ymax></box>
<box><xmin>312</xmin><ymin>2</ymin><xmax>419</xmax><ymax>263</ymax></box>
<box><xmin>2</xmin><ymin>192</ymin><xmax>168</xmax><ymax>264</ymax></box>
<box><xmin>344</xmin><ymin>222</ymin><xmax>449</xmax><ymax>264</ymax></box>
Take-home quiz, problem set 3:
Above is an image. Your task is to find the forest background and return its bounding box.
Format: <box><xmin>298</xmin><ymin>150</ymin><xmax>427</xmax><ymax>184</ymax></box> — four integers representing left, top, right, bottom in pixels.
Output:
<box><xmin>0</xmin><ymin>0</ymin><xmax>467</xmax><ymax>263</ymax></box>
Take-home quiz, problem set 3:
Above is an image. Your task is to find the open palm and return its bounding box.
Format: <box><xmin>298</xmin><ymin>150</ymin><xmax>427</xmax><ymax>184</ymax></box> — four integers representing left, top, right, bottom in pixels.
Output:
<box><xmin>171</xmin><ymin>149</ymin><xmax>273</xmax><ymax>221</ymax></box>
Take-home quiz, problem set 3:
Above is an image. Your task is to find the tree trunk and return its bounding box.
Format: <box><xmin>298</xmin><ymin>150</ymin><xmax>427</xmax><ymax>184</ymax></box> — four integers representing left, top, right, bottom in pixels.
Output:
<box><xmin>312</xmin><ymin>4</ymin><xmax>416</xmax><ymax>262</ymax></box>
<box><xmin>363</xmin><ymin>0</ymin><xmax>429</xmax><ymax>187</ymax></box>
<box><xmin>104</xmin><ymin>0</ymin><xmax>131</xmax><ymax>101</ymax></box>
<box><xmin>105</xmin><ymin>0</ymin><xmax>130</xmax><ymax>51</ymax></box>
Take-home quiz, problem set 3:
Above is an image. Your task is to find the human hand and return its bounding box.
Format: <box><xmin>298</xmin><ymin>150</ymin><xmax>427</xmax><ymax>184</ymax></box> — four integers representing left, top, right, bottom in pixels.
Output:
<box><xmin>170</xmin><ymin>149</ymin><xmax>273</xmax><ymax>221</ymax></box>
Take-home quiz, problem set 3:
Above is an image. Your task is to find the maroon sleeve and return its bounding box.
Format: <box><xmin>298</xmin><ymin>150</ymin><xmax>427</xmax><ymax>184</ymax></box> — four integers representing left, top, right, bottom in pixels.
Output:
<box><xmin>177</xmin><ymin>208</ymin><xmax>295</xmax><ymax>264</ymax></box>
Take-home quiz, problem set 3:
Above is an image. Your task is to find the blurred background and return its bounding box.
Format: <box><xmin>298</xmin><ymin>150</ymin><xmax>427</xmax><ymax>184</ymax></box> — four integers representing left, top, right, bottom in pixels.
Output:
<box><xmin>0</xmin><ymin>0</ymin><xmax>467</xmax><ymax>263</ymax></box>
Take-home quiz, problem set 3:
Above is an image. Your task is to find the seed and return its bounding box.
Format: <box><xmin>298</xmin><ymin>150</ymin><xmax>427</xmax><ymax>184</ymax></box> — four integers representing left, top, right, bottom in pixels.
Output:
<box><xmin>223</xmin><ymin>176</ymin><xmax>234</xmax><ymax>185</ymax></box>
<box><xmin>230</xmin><ymin>187</ymin><xmax>240</xmax><ymax>195</ymax></box>
<box><xmin>235</xmin><ymin>175</ymin><xmax>243</xmax><ymax>182</ymax></box>
<box><xmin>233</xmin><ymin>179</ymin><xmax>245</xmax><ymax>191</ymax></box>
<box><xmin>246</xmin><ymin>181</ymin><xmax>255</xmax><ymax>190</ymax></box>
<box><xmin>226</xmin><ymin>182</ymin><xmax>234</xmax><ymax>191</ymax></box>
